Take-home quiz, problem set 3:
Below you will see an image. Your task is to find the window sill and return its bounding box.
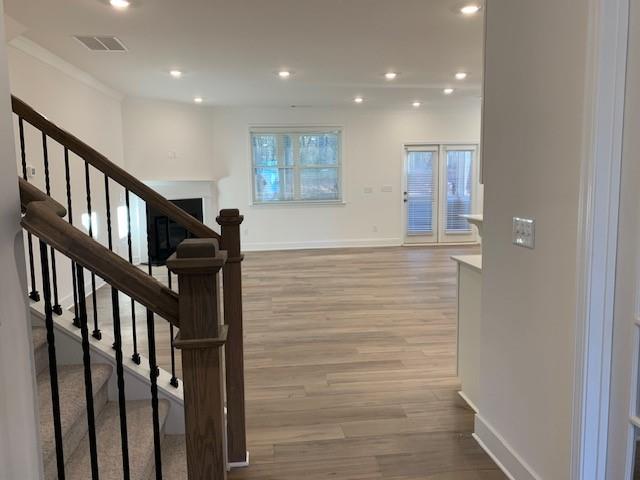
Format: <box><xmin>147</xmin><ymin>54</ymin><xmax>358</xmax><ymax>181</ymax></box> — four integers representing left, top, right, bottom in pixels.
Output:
<box><xmin>251</xmin><ymin>200</ymin><xmax>347</xmax><ymax>207</ymax></box>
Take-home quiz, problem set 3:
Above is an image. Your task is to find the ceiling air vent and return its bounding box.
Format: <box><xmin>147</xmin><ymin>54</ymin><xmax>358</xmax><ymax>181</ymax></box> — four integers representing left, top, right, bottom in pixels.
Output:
<box><xmin>74</xmin><ymin>35</ymin><xmax>127</xmax><ymax>52</ymax></box>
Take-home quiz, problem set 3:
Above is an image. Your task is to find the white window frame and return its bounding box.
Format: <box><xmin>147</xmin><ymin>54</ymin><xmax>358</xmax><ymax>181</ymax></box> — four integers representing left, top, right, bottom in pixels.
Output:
<box><xmin>249</xmin><ymin>126</ymin><xmax>344</xmax><ymax>205</ymax></box>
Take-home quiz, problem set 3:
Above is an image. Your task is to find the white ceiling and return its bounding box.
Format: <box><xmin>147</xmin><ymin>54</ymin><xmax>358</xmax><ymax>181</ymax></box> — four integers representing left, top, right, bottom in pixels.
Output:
<box><xmin>4</xmin><ymin>0</ymin><xmax>484</xmax><ymax>108</ymax></box>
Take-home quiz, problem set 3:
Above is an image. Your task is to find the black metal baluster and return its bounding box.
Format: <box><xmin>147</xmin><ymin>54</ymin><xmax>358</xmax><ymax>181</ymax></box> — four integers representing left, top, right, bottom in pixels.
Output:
<box><xmin>19</xmin><ymin>118</ymin><xmax>40</xmax><ymax>302</ymax></box>
<box><xmin>64</xmin><ymin>148</ymin><xmax>81</xmax><ymax>327</ymax></box>
<box><xmin>167</xmin><ymin>270</ymin><xmax>179</xmax><ymax>388</ymax></box>
<box><xmin>125</xmin><ymin>190</ymin><xmax>141</xmax><ymax>365</ymax></box>
<box><xmin>104</xmin><ymin>176</ymin><xmax>131</xmax><ymax>479</ymax></box>
<box><xmin>39</xmin><ymin>241</ymin><xmax>65</xmax><ymax>479</ymax></box>
<box><xmin>41</xmin><ymin>133</ymin><xmax>62</xmax><ymax>315</ymax></box>
<box><xmin>145</xmin><ymin>204</ymin><xmax>163</xmax><ymax>479</ymax></box>
<box><xmin>75</xmin><ymin>265</ymin><xmax>100</xmax><ymax>480</ymax></box>
<box><xmin>84</xmin><ymin>162</ymin><xmax>101</xmax><ymax>340</ymax></box>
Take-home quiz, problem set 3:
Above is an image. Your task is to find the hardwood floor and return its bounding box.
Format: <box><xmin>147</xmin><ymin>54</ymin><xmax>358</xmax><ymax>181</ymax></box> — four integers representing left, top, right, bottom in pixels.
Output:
<box><xmin>87</xmin><ymin>245</ymin><xmax>507</xmax><ymax>479</ymax></box>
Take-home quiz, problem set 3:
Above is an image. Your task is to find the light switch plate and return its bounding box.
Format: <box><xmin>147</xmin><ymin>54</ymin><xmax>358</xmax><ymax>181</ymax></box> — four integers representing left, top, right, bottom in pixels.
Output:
<box><xmin>512</xmin><ymin>217</ymin><xmax>535</xmax><ymax>249</ymax></box>
<box><xmin>381</xmin><ymin>185</ymin><xmax>393</xmax><ymax>192</ymax></box>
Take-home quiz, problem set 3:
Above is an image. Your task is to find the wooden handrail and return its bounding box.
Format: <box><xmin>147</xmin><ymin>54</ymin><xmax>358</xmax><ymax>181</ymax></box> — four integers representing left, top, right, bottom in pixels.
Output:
<box><xmin>12</xmin><ymin>95</ymin><xmax>220</xmax><ymax>241</ymax></box>
<box><xmin>19</xmin><ymin>178</ymin><xmax>67</xmax><ymax>218</ymax></box>
<box><xmin>21</xmin><ymin>201</ymin><xmax>179</xmax><ymax>327</ymax></box>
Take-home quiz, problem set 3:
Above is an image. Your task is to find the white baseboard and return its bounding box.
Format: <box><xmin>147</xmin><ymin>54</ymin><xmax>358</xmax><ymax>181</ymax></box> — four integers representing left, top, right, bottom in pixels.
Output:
<box><xmin>474</xmin><ymin>414</ymin><xmax>541</xmax><ymax>480</ymax></box>
<box><xmin>242</xmin><ymin>237</ymin><xmax>402</xmax><ymax>252</ymax></box>
<box><xmin>457</xmin><ymin>390</ymin><xmax>479</xmax><ymax>413</ymax></box>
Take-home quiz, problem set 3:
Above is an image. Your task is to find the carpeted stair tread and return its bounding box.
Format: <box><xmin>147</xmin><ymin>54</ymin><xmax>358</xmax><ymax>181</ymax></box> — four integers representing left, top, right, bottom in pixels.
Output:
<box><xmin>38</xmin><ymin>363</ymin><xmax>112</xmax><ymax>476</ymax></box>
<box><xmin>65</xmin><ymin>399</ymin><xmax>170</xmax><ymax>480</ymax></box>
<box><xmin>157</xmin><ymin>435</ymin><xmax>187</xmax><ymax>479</ymax></box>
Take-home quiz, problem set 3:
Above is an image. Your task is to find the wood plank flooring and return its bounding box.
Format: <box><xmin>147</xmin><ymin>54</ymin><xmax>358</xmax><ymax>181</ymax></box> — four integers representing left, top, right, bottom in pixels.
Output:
<box><xmin>87</xmin><ymin>245</ymin><xmax>506</xmax><ymax>479</ymax></box>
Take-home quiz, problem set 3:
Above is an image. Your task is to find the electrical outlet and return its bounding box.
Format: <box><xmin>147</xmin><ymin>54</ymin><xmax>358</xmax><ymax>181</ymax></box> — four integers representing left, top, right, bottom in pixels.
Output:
<box><xmin>512</xmin><ymin>217</ymin><xmax>535</xmax><ymax>249</ymax></box>
<box><xmin>364</xmin><ymin>187</ymin><xmax>373</xmax><ymax>194</ymax></box>
<box><xmin>26</xmin><ymin>165</ymin><xmax>36</xmax><ymax>179</ymax></box>
<box><xmin>372</xmin><ymin>225</ymin><xmax>378</xmax><ymax>233</ymax></box>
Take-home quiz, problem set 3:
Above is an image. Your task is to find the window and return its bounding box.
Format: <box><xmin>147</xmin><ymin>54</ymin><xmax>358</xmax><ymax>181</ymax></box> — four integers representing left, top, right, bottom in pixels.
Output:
<box><xmin>251</xmin><ymin>128</ymin><xmax>342</xmax><ymax>203</ymax></box>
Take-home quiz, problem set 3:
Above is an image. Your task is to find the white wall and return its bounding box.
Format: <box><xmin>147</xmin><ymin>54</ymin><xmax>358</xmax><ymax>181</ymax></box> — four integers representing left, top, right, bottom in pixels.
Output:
<box><xmin>8</xmin><ymin>41</ymin><xmax>126</xmax><ymax>308</ymax></box>
<box><xmin>122</xmin><ymin>97</ymin><xmax>216</xmax><ymax>181</ymax></box>
<box><xmin>0</xmin><ymin>7</ymin><xmax>44</xmax><ymax>478</ymax></box>
<box><xmin>212</xmin><ymin>104</ymin><xmax>482</xmax><ymax>250</ymax></box>
<box><xmin>476</xmin><ymin>1</ymin><xmax>589</xmax><ymax>479</ymax></box>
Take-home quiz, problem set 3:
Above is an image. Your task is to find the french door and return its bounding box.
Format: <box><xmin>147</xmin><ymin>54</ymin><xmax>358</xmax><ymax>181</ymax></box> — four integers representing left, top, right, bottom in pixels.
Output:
<box><xmin>403</xmin><ymin>144</ymin><xmax>479</xmax><ymax>245</ymax></box>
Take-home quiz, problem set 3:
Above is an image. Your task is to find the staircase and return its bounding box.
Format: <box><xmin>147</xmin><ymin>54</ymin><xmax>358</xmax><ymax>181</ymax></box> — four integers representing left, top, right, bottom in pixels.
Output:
<box><xmin>33</xmin><ymin>325</ymin><xmax>188</xmax><ymax>479</ymax></box>
<box><xmin>15</xmin><ymin>95</ymin><xmax>247</xmax><ymax>480</ymax></box>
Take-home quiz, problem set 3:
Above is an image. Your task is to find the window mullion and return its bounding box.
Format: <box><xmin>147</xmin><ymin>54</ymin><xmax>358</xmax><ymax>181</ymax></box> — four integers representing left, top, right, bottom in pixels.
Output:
<box><xmin>277</xmin><ymin>134</ymin><xmax>286</xmax><ymax>201</ymax></box>
<box><xmin>293</xmin><ymin>135</ymin><xmax>301</xmax><ymax>201</ymax></box>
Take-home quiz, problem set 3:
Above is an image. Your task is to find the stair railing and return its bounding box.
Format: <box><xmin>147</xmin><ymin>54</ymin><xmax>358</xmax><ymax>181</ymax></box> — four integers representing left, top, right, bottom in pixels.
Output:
<box><xmin>21</xmin><ymin>188</ymin><xmax>229</xmax><ymax>479</ymax></box>
<box><xmin>13</xmin><ymin>95</ymin><xmax>247</xmax><ymax>470</ymax></box>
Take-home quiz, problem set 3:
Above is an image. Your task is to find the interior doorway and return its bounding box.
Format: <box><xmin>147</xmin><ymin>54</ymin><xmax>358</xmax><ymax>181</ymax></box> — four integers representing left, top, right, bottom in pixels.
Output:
<box><xmin>403</xmin><ymin>144</ymin><xmax>480</xmax><ymax>245</ymax></box>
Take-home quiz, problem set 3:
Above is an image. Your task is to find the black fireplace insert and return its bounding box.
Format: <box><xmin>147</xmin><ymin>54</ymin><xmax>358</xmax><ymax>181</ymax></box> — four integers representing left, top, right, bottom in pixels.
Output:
<box><xmin>146</xmin><ymin>198</ymin><xmax>204</xmax><ymax>265</ymax></box>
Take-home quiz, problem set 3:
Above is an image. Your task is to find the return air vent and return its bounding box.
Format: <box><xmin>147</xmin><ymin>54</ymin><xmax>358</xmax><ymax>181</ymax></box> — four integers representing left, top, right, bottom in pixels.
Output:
<box><xmin>74</xmin><ymin>35</ymin><xmax>127</xmax><ymax>52</ymax></box>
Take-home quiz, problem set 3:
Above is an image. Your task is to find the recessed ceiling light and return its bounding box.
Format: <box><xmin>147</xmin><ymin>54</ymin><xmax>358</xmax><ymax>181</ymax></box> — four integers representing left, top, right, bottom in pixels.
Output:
<box><xmin>460</xmin><ymin>4</ymin><xmax>481</xmax><ymax>15</ymax></box>
<box><xmin>443</xmin><ymin>88</ymin><xmax>454</xmax><ymax>95</ymax></box>
<box><xmin>385</xmin><ymin>72</ymin><xmax>397</xmax><ymax>80</ymax></box>
<box><xmin>110</xmin><ymin>0</ymin><xmax>130</xmax><ymax>9</ymax></box>
<box><xmin>354</xmin><ymin>96</ymin><xmax>364</xmax><ymax>104</ymax></box>
<box><xmin>412</xmin><ymin>101</ymin><xmax>421</xmax><ymax>107</ymax></box>
<box><xmin>455</xmin><ymin>72</ymin><xmax>468</xmax><ymax>80</ymax></box>
<box><xmin>278</xmin><ymin>70</ymin><xmax>291</xmax><ymax>79</ymax></box>
<box><xmin>169</xmin><ymin>70</ymin><xmax>182</xmax><ymax>78</ymax></box>
<box><xmin>194</xmin><ymin>97</ymin><xmax>203</xmax><ymax>104</ymax></box>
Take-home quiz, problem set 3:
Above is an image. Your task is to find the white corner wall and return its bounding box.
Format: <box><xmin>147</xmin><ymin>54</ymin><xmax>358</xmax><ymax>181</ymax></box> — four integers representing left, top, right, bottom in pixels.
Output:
<box><xmin>0</xmin><ymin>9</ymin><xmax>43</xmax><ymax>478</ymax></box>
<box><xmin>212</xmin><ymin>104</ymin><xmax>482</xmax><ymax>250</ymax></box>
<box><xmin>7</xmin><ymin>41</ymin><xmax>126</xmax><ymax>308</ymax></box>
<box><xmin>476</xmin><ymin>1</ymin><xmax>589</xmax><ymax>479</ymax></box>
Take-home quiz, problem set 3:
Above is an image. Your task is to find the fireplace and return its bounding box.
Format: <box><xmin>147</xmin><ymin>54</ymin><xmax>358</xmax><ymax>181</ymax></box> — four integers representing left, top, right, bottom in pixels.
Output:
<box><xmin>146</xmin><ymin>198</ymin><xmax>204</xmax><ymax>265</ymax></box>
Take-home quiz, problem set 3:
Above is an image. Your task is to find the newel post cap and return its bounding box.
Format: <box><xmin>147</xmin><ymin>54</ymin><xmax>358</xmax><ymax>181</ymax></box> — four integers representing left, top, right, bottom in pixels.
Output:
<box><xmin>166</xmin><ymin>238</ymin><xmax>227</xmax><ymax>274</ymax></box>
<box><xmin>216</xmin><ymin>209</ymin><xmax>244</xmax><ymax>226</ymax></box>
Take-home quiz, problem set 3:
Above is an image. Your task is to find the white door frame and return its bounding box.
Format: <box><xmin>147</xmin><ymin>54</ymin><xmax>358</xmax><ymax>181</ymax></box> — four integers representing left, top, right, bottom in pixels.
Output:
<box><xmin>570</xmin><ymin>0</ymin><xmax>630</xmax><ymax>478</ymax></box>
<box><xmin>402</xmin><ymin>145</ymin><xmax>440</xmax><ymax>244</ymax></box>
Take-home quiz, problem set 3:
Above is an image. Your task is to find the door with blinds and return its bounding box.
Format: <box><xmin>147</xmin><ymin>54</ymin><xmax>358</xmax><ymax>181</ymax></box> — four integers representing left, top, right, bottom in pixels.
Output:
<box><xmin>403</xmin><ymin>146</ymin><xmax>439</xmax><ymax>244</ymax></box>
<box><xmin>404</xmin><ymin>144</ymin><xmax>479</xmax><ymax>244</ymax></box>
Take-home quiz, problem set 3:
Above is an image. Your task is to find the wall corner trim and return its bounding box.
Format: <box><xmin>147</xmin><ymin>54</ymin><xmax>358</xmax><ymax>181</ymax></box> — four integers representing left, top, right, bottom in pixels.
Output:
<box><xmin>9</xmin><ymin>36</ymin><xmax>124</xmax><ymax>101</ymax></box>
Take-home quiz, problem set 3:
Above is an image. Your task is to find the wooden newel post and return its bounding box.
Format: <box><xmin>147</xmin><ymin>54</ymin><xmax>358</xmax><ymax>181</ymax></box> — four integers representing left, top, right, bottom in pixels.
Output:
<box><xmin>167</xmin><ymin>238</ymin><xmax>228</xmax><ymax>480</ymax></box>
<box><xmin>216</xmin><ymin>209</ymin><xmax>248</xmax><ymax>465</ymax></box>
